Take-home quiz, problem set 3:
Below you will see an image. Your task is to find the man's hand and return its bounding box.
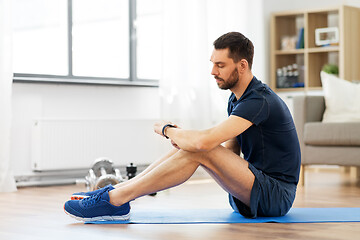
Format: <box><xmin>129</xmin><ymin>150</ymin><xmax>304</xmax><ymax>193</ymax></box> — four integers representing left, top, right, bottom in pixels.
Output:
<box><xmin>154</xmin><ymin>121</ymin><xmax>181</xmax><ymax>149</ymax></box>
<box><xmin>153</xmin><ymin>120</ymin><xmax>178</xmax><ymax>138</ymax></box>
<box><xmin>171</xmin><ymin>140</ymin><xmax>180</xmax><ymax>149</ymax></box>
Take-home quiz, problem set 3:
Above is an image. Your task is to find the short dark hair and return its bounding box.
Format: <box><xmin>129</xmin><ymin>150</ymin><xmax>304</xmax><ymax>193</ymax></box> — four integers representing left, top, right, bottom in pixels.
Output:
<box><xmin>213</xmin><ymin>32</ymin><xmax>254</xmax><ymax>69</ymax></box>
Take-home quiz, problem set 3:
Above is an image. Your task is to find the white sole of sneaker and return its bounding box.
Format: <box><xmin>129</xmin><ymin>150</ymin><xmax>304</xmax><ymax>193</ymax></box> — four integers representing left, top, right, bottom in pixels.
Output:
<box><xmin>64</xmin><ymin>209</ymin><xmax>130</xmax><ymax>222</ymax></box>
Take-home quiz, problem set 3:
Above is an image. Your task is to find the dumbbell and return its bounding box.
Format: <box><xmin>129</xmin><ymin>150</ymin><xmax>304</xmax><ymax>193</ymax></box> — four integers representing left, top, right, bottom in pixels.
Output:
<box><xmin>85</xmin><ymin>157</ymin><xmax>123</xmax><ymax>191</ymax></box>
<box><xmin>126</xmin><ymin>162</ymin><xmax>137</xmax><ymax>179</ymax></box>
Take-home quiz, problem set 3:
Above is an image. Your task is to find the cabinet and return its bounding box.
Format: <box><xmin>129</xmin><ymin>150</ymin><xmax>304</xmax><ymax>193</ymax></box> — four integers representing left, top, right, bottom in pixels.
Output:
<box><xmin>270</xmin><ymin>5</ymin><xmax>360</xmax><ymax>91</ymax></box>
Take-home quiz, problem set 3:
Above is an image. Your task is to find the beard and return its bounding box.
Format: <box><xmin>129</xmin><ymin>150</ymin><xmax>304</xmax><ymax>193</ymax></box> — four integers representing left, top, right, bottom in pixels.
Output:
<box><xmin>215</xmin><ymin>68</ymin><xmax>239</xmax><ymax>90</ymax></box>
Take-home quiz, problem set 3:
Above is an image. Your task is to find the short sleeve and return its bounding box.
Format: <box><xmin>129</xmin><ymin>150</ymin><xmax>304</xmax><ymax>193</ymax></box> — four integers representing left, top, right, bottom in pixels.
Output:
<box><xmin>230</xmin><ymin>97</ymin><xmax>269</xmax><ymax>126</ymax></box>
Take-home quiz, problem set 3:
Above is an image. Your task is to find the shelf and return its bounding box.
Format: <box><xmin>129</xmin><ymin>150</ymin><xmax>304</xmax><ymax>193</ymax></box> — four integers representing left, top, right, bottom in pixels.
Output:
<box><xmin>307</xmin><ymin>87</ymin><xmax>323</xmax><ymax>91</ymax></box>
<box><xmin>275</xmin><ymin>49</ymin><xmax>305</xmax><ymax>55</ymax></box>
<box><xmin>271</xmin><ymin>5</ymin><xmax>360</xmax><ymax>92</ymax></box>
<box><xmin>307</xmin><ymin>46</ymin><xmax>339</xmax><ymax>53</ymax></box>
<box><xmin>275</xmin><ymin>88</ymin><xmax>305</xmax><ymax>92</ymax></box>
<box><xmin>307</xmin><ymin>7</ymin><xmax>338</xmax><ymax>14</ymax></box>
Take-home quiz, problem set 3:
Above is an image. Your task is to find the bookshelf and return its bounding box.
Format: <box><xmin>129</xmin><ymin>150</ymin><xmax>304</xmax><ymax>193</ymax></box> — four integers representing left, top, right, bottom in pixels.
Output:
<box><xmin>270</xmin><ymin>5</ymin><xmax>360</xmax><ymax>92</ymax></box>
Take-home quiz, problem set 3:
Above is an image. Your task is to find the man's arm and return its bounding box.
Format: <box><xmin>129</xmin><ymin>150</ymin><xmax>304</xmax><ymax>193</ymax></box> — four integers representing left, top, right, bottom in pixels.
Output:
<box><xmin>154</xmin><ymin>115</ymin><xmax>252</xmax><ymax>152</ymax></box>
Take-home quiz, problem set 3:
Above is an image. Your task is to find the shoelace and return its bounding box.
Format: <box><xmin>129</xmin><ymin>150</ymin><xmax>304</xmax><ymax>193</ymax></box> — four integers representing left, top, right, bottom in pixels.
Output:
<box><xmin>81</xmin><ymin>188</ymin><xmax>108</xmax><ymax>207</ymax></box>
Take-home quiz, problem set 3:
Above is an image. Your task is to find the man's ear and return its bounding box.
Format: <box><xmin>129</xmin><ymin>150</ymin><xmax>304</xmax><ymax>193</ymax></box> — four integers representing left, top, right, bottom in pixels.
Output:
<box><xmin>237</xmin><ymin>59</ymin><xmax>248</xmax><ymax>73</ymax></box>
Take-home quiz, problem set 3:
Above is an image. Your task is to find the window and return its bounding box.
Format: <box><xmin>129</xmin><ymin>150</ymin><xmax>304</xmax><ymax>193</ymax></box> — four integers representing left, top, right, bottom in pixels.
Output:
<box><xmin>12</xmin><ymin>0</ymin><xmax>161</xmax><ymax>86</ymax></box>
<box><xmin>12</xmin><ymin>0</ymin><xmax>68</xmax><ymax>75</ymax></box>
<box><xmin>72</xmin><ymin>0</ymin><xmax>129</xmax><ymax>78</ymax></box>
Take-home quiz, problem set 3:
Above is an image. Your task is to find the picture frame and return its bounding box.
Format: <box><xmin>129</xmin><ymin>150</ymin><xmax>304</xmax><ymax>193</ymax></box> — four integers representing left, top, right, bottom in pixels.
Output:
<box><xmin>315</xmin><ymin>27</ymin><xmax>339</xmax><ymax>46</ymax></box>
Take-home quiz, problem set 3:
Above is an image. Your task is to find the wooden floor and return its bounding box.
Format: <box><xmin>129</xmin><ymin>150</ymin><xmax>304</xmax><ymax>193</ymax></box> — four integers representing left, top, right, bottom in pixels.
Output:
<box><xmin>1</xmin><ymin>168</ymin><xmax>360</xmax><ymax>240</ymax></box>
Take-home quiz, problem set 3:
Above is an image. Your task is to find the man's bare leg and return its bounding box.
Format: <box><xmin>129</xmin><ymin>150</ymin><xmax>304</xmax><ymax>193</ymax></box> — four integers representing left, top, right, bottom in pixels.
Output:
<box><xmin>113</xmin><ymin>148</ymin><xmax>179</xmax><ymax>188</ymax></box>
<box><xmin>109</xmin><ymin>145</ymin><xmax>255</xmax><ymax>207</ymax></box>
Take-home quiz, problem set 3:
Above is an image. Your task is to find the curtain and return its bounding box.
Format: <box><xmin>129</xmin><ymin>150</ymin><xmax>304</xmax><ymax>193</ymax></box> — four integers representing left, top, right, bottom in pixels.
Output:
<box><xmin>0</xmin><ymin>0</ymin><xmax>17</xmax><ymax>192</ymax></box>
<box><xmin>160</xmin><ymin>0</ymin><xmax>250</xmax><ymax>130</ymax></box>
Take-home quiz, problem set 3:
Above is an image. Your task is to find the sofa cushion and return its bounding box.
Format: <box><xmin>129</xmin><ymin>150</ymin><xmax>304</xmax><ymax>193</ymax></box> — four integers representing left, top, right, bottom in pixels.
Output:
<box><xmin>304</xmin><ymin>122</ymin><xmax>360</xmax><ymax>146</ymax></box>
<box><xmin>321</xmin><ymin>71</ymin><xmax>360</xmax><ymax>122</ymax></box>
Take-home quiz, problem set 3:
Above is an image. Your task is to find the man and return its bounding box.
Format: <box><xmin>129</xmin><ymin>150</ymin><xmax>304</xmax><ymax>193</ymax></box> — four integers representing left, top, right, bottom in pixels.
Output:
<box><xmin>64</xmin><ymin>32</ymin><xmax>301</xmax><ymax>221</ymax></box>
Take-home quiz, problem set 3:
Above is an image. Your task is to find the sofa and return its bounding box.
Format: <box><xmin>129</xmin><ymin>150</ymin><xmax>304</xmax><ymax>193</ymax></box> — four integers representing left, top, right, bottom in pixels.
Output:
<box><xmin>293</xmin><ymin>95</ymin><xmax>360</xmax><ymax>185</ymax></box>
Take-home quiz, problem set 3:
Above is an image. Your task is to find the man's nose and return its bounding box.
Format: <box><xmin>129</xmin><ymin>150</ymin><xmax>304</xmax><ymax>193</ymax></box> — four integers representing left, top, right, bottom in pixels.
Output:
<box><xmin>211</xmin><ymin>66</ymin><xmax>219</xmax><ymax>76</ymax></box>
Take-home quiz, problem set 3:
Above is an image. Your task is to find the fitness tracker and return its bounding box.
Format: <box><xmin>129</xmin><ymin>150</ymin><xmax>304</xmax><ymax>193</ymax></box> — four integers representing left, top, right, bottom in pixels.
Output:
<box><xmin>162</xmin><ymin>124</ymin><xmax>176</xmax><ymax>139</ymax></box>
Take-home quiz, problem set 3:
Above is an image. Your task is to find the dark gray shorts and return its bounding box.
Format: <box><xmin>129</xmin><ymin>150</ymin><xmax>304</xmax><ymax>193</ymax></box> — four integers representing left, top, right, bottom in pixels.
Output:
<box><xmin>229</xmin><ymin>163</ymin><xmax>297</xmax><ymax>218</ymax></box>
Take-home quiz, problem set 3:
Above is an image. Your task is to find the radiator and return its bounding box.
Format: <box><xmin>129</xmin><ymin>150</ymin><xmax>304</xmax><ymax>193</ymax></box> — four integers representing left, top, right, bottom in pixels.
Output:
<box><xmin>31</xmin><ymin>119</ymin><xmax>170</xmax><ymax>171</ymax></box>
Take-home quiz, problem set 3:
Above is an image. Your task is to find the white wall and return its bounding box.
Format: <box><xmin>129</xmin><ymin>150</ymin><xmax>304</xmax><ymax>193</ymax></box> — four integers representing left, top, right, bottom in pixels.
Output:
<box><xmin>11</xmin><ymin>83</ymin><xmax>160</xmax><ymax>176</ymax></box>
<box><xmin>247</xmin><ymin>0</ymin><xmax>266</xmax><ymax>84</ymax></box>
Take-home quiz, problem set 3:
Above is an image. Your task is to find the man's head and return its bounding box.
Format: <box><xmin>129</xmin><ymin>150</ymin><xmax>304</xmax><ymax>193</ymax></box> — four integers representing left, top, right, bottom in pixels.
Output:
<box><xmin>210</xmin><ymin>32</ymin><xmax>254</xmax><ymax>90</ymax></box>
<box><xmin>213</xmin><ymin>32</ymin><xmax>254</xmax><ymax>69</ymax></box>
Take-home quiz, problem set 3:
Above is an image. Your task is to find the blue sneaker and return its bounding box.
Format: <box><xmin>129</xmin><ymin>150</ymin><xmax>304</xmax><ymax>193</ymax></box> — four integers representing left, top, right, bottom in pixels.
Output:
<box><xmin>71</xmin><ymin>185</ymin><xmax>115</xmax><ymax>200</ymax></box>
<box><xmin>64</xmin><ymin>188</ymin><xmax>130</xmax><ymax>222</ymax></box>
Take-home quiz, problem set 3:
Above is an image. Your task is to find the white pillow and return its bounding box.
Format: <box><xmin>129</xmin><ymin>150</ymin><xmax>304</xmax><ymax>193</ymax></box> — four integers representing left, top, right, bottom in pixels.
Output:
<box><xmin>321</xmin><ymin>71</ymin><xmax>360</xmax><ymax>122</ymax></box>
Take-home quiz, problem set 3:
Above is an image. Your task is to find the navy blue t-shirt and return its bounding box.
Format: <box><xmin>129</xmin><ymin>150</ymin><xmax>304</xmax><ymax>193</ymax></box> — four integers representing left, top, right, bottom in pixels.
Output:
<box><xmin>227</xmin><ymin>76</ymin><xmax>301</xmax><ymax>184</ymax></box>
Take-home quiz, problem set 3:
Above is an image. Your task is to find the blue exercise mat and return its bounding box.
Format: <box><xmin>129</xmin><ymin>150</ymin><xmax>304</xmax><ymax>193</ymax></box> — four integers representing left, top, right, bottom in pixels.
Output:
<box><xmin>86</xmin><ymin>208</ymin><xmax>360</xmax><ymax>224</ymax></box>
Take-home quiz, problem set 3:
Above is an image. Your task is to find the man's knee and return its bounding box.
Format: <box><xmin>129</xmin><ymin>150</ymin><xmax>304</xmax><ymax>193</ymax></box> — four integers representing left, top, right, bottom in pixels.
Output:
<box><xmin>175</xmin><ymin>149</ymin><xmax>208</xmax><ymax>164</ymax></box>
<box><xmin>175</xmin><ymin>146</ymin><xmax>237</xmax><ymax>167</ymax></box>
